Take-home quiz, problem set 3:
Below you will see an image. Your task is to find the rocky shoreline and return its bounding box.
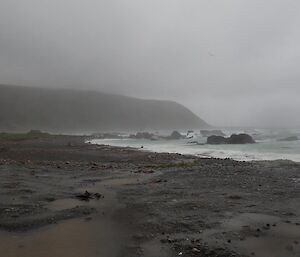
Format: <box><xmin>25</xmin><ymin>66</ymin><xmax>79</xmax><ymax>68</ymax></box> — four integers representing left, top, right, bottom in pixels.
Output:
<box><xmin>0</xmin><ymin>135</ymin><xmax>300</xmax><ymax>257</ymax></box>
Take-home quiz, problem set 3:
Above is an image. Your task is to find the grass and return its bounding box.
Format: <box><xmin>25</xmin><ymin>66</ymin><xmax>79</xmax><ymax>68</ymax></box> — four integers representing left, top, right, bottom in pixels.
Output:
<box><xmin>0</xmin><ymin>130</ymin><xmax>50</xmax><ymax>142</ymax></box>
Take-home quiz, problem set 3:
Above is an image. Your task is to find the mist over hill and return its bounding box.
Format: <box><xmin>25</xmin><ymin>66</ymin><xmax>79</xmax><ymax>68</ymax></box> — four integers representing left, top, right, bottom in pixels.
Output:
<box><xmin>0</xmin><ymin>85</ymin><xmax>209</xmax><ymax>133</ymax></box>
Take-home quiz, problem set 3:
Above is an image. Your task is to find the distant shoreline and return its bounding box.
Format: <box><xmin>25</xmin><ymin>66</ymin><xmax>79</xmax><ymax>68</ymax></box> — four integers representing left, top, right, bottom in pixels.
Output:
<box><xmin>90</xmin><ymin>137</ymin><xmax>300</xmax><ymax>163</ymax></box>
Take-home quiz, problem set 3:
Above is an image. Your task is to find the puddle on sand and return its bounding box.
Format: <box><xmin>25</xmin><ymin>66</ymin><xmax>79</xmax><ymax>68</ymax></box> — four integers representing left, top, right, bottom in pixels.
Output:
<box><xmin>47</xmin><ymin>175</ymin><xmax>137</xmax><ymax>212</ymax></box>
<box><xmin>237</xmin><ymin>227</ymin><xmax>300</xmax><ymax>257</ymax></box>
<box><xmin>142</xmin><ymin>238</ymin><xmax>172</xmax><ymax>257</ymax></box>
<box><xmin>224</xmin><ymin>213</ymin><xmax>281</xmax><ymax>230</ymax></box>
<box><xmin>0</xmin><ymin>215</ymin><xmax>130</xmax><ymax>257</ymax></box>
<box><xmin>224</xmin><ymin>213</ymin><xmax>300</xmax><ymax>257</ymax></box>
<box><xmin>0</xmin><ymin>175</ymin><xmax>140</xmax><ymax>257</ymax></box>
<box><xmin>48</xmin><ymin>198</ymin><xmax>86</xmax><ymax>211</ymax></box>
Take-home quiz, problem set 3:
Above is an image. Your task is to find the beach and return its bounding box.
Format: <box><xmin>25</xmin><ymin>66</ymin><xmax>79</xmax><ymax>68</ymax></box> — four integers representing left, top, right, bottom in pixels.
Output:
<box><xmin>0</xmin><ymin>135</ymin><xmax>300</xmax><ymax>257</ymax></box>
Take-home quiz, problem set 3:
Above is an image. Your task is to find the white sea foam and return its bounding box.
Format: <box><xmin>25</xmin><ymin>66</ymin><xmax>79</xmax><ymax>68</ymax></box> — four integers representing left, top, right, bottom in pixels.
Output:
<box><xmin>90</xmin><ymin>129</ymin><xmax>300</xmax><ymax>162</ymax></box>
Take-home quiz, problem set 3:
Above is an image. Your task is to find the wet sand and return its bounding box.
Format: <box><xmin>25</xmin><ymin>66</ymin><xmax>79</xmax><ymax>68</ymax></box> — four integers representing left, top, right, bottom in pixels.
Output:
<box><xmin>0</xmin><ymin>136</ymin><xmax>300</xmax><ymax>257</ymax></box>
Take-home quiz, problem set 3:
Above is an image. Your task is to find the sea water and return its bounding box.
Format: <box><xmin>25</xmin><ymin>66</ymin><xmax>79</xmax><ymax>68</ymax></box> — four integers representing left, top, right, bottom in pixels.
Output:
<box><xmin>90</xmin><ymin>128</ymin><xmax>300</xmax><ymax>162</ymax></box>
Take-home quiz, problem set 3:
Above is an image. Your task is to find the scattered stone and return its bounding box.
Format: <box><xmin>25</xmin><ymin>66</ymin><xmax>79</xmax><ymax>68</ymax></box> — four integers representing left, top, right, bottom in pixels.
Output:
<box><xmin>76</xmin><ymin>191</ymin><xmax>103</xmax><ymax>201</ymax></box>
<box><xmin>228</xmin><ymin>195</ymin><xmax>242</xmax><ymax>200</ymax></box>
<box><xmin>192</xmin><ymin>247</ymin><xmax>201</xmax><ymax>253</ymax></box>
<box><xmin>154</xmin><ymin>179</ymin><xmax>167</xmax><ymax>183</ymax></box>
<box><xmin>85</xmin><ymin>217</ymin><xmax>92</xmax><ymax>222</ymax></box>
<box><xmin>94</xmin><ymin>193</ymin><xmax>103</xmax><ymax>199</ymax></box>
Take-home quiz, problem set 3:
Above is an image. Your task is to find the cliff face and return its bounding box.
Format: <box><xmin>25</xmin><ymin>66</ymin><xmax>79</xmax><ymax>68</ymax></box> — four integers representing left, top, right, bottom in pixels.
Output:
<box><xmin>0</xmin><ymin>85</ymin><xmax>209</xmax><ymax>133</ymax></box>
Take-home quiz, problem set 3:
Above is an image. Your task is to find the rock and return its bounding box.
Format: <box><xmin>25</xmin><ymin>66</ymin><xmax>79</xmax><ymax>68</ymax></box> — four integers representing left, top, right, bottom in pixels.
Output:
<box><xmin>207</xmin><ymin>133</ymin><xmax>255</xmax><ymax>145</ymax></box>
<box><xmin>76</xmin><ymin>191</ymin><xmax>93</xmax><ymax>201</ymax></box>
<box><xmin>94</xmin><ymin>193</ymin><xmax>103</xmax><ymax>199</ymax></box>
<box><xmin>154</xmin><ymin>179</ymin><xmax>167</xmax><ymax>183</ymax></box>
<box><xmin>192</xmin><ymin>247</ymin><xmax>201</xmax><ymax>253</ymax></box>
<box><xmin>200</xmin><ymin>130</ymin><xmax>226</xmax><ymax>137</ymax></box>
<box><xmin>227</xmin><ymin>134</ymin><xmax>255</xmax><ymax>144</ymax></box>
<box><xmin>167</xmin><ymin>131</ymin><xmax>184</xmax><ymax>140</ymax></box>
<box><xmin>228</xmin><ymin>195</ymin><xmax>242</xmax><ymax>200</ymax></box>
<box><xmin>85</xmin><ymin>217</ymin><xmax>92</xmax><ymax>221</ymax></box>
<box><xmin>129</xmin><ymin>132</ymin><xmax>156</xmax><ymax>140</ymax></box>
<box><xmin>207</xmin><ymin>135</ymin><xmax>227</xmax><ymax>144</ymax></box>
<box><xmin>76</xmin><ymin>191</ymin><xmax>103</xmax><ymax>201</ymax></box>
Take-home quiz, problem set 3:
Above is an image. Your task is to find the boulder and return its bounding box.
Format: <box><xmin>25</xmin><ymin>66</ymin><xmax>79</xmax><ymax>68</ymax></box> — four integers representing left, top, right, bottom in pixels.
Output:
<box><xmin>167</xmin><ymin>131</ymin><xmax>184</xmax><ymax>140</ymax></box>
<box><xmin>207</xmin><ymin>135</ymin><xmax>227</xmax><ymax>144</ymax></box>
<box><xmin>207</xmin><ymin>133</ymin><xmax>255</xmax><ymax>144</ymax></box>
<box><xmin>129</xmin><ymin>132</ymin><xmax>156</xmax><ymax>140</ymax></box>
<box><xmin>227</xmin><ymin>134</ymin><xmax>255</xmax><ymax>144</ymax></box>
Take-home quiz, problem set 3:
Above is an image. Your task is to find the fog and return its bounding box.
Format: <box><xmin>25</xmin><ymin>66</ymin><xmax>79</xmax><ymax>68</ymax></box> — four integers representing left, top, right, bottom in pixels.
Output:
<box><xmin>0</xmin><ymin>0</ymin><xmax>300</xmax><ymax>128</ymax></box>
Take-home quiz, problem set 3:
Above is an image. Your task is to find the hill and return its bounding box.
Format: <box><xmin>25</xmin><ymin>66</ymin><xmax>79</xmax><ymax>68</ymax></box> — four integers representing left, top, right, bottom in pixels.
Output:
<box><xmin>0</xmin><ymin>85</ymin><xmax>209</xmax><ymax>133</ymax></box>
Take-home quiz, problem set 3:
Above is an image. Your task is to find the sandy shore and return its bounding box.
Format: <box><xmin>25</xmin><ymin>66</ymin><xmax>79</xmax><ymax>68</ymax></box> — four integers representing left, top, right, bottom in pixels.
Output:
<box><xmin>0</xmin><ymin>135</ymin><xmax>300</xmax><ymax>257</ymax></box>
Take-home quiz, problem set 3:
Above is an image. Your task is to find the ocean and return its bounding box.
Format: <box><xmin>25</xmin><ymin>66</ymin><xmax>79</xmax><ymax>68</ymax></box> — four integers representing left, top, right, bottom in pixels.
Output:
<box><xmin>90</xmin><ymin>128</ymin><xmax>300</xmax><ymax>162</ymax></box>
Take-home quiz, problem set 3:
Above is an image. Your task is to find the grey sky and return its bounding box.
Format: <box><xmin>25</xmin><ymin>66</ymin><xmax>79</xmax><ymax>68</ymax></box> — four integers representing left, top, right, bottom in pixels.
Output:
<box><xmin>0</xmin><ymin>0</ymin><xmax>300</xmax><ymax>128</ymax></box>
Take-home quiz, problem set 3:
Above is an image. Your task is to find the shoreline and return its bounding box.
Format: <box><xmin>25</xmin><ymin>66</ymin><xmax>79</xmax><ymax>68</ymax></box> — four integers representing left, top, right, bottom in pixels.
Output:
<box><xmin>90</xmin><ymin>138</ymin><xmax>300</xmax><ymax>164</ymax></box>
<box><xmin>0</xmin><ymin>135</ymin><xmax>300</xmax><ymax>257</ymax></box>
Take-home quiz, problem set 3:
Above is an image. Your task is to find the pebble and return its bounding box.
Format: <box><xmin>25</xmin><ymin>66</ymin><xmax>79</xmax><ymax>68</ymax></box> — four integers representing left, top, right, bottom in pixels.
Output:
<box><xmin>192</xmin><ymin>247</ymin><xmax>200</xmax><ymax>253</ymax></box>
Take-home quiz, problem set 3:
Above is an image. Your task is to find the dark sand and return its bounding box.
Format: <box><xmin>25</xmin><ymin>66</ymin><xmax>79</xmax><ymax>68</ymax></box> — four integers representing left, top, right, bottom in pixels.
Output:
<box><xmin>0</xmin><ymin>136</ymin><xmax>300</xmax><ymax>257</ymax></box>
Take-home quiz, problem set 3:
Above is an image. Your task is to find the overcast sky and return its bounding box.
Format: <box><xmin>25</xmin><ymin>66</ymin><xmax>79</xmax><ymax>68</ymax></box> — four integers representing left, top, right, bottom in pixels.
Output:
<box><xmin>0</xmin><ymin>0</ymin><xmax>300</xmax><ymax>128</ymax></box>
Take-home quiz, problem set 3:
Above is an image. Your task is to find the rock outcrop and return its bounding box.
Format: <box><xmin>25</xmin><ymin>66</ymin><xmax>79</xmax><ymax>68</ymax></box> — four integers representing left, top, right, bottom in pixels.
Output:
<box><xmin>227</xmin><ymin>134</ymin><xmax>255</xmax><ymax>144</ymax></box>
<box><xmin>129</xmin><ymin>132</ymin><xmax>157</xmax><ymax>140</ymax></box>
<box><xmin>166</xmin><ymin>131</ymin><xmax>184</xmax><ymax>140</ymax></box>
<box><xmin>207</xmin><ymin>135</ymin><xmax>228</xmax><ymax>144</ymax></box>
<box><xmin>207</xmin><ymin>133</ymin><xmax>255</xmax><ymax>145</ymax></box>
